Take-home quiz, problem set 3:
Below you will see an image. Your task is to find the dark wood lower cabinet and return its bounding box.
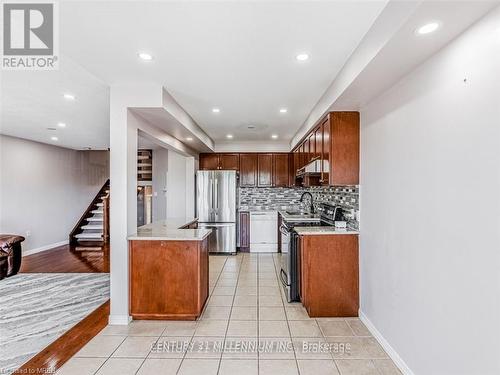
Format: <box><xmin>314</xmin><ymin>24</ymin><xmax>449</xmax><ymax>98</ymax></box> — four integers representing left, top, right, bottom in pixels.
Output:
<box><xmin>129</xmin><ymin>238</ymin><xmax>209</xmax><ymax>320</ymax></box>
<box><xmin>239</xmin><ymin>211</ymin><xmax>250</xmax><ymax>252</ymax></box>
<box><xmin>299</xmin><ymin>234</ymin><xmax>359</xmax><ymax>317</ymax></box>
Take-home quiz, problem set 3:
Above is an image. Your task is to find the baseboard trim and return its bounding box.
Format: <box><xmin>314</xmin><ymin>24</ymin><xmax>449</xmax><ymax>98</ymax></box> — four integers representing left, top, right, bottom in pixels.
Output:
<box><xmin>108</xmin><ymin>314</ymin><xmax>132</xmax><ymax>325</ymax></box>
<box><xmin>359</xmin><ymin>309</ymin><xmax>414</xmax><ymax>375</ymax></box>
<box><xmin>23</xmin><ymin>240</ymin><xmax>69</xmax><ymax>257</ymax></box>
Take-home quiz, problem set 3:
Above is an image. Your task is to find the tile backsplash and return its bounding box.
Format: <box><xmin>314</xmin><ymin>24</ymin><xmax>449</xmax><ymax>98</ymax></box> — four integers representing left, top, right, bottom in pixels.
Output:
<box><xmin>239</xmin><ymin>186</ymin><xmax>359</xmax><ymax>227</ymax></box>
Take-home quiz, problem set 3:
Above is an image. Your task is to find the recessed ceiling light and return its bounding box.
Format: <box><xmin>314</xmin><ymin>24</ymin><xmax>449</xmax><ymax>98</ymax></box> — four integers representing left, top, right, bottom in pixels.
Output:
<box><xmin>46</xmin><ymin>127</ymin><xmax>57</xmax><ymax>131</ymax></box>
<box><xmin>271</xmin><ymin>134</ymin><xmax>278</xmax><ymax>139</ymax></box>
<box><xmin>279</xmin><ymin>108</ymin><xmax>288</xmax><ymax>113</ymax></box>
<box><xmin>416</xmin><ymin>22</ymin><xmax>440</xmax><ymax>35</ymax></box>
<box><xmin>247</xmin><ymin>125</ymin><xmax>255</xmax><ymax>129</ymax></box>
<box><xmin>226</xmin><ymin>134</ymin><xmax>233</xmax><ymax>139</ymax></box>
<box><xmin>212</xmin><ymin>108</ymin><xmax>220</xmax><ymax>113</ymax></box>
<box><xmin>186</xmin><ymin>137</ymin><xmax>193</xmax><ymax>141</ymax></box>
<box><xmin>138</xmin><ymin>52</ymin><xmax>153</xmax><ymax>61</ymax></box>
<box><xmin>63</xmin><ymin>93</ymin><xmax>75</xmax><ymax>100</ymax></box>
<box><xmin>51</xmin><ymin>136</ymin><xmax>58</xmax><ymax>141</ymax></box>
<box><xmin>57</xmin><ymin>122</ymin><xmax>66</xmax><ymax>128</ymax></box>
<box><xmin>296</xmin><ymin>53</ymin><xmax>309</xmax><ymax>61</ymax></box>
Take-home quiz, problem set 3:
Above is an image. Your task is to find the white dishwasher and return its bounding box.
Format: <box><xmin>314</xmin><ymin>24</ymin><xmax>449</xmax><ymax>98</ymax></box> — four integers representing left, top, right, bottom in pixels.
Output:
<box><xmin>250</xmin><ymin>211</ymin><xmax>278</xmax><ymax>252</ymax></box>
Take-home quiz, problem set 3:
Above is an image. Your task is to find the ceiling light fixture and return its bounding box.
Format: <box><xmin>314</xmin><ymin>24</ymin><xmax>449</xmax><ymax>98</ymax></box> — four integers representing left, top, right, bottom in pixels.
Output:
<box><xmin>212</xmin><ymin>108</ymin><xmax>220</xmax><ymax>113</ymax></box>
<box><xmin>138</xmin><ymin>52</ymin><xmax>153</xmax><ymax>61</ymax></box>
<box><xmin>226</xmin><ymin>134</ymin><xmax>233</xmax><ymax>139</ymax></box>
<box><xmin>63</xmin><ymin>93</ymin><xmax>75</xmax><ymax>100</ymax></box>
<box><xmin>296</xmin><ymin>53</ymin><xmax>309</xmax><ymax>61</ymax></box>
<box><xmin>416</xmin><ymin>22</ymin><xmax>440</xmax><ymax>35</ymax></box>
<box><xmin>279</xmin><ymin>108</ymin><xmax>288</xmax><ymax>113</ymax></box>
<box><xmin>51</xmin><ymin>136</ymin><xmax>58</xmax><ymax>141</ymax></box>
<box><xmin>247</xmin><ymin>125</ymin><xmax>255</xmax><ymax>129</ymax></box>
<box><xmin>57</xmin><ymin>122</ymin><xmax>66</xmax><ymax>128</ymax></box>
<box><xmin>271</xmin><ymin>134</ymin><xmax>278</xmax><ymax>139</ymax></box>
<box><xmin>186</xmin><ymin>137</ymin><xmax>193</xmax><ymax>141</ymax></box>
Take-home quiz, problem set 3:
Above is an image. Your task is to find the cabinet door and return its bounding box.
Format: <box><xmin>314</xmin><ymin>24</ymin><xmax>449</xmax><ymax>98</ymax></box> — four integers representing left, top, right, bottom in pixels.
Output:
<box><xmin>315</xmin><ymin>127</ymin><xmax>322</xmax><ymax>162</ymax></box>
<box><xmin>239</xmin><ymin>211</ymin><xmax>250</xmax><ymax>251</ymax></box>
<box><xmin>199</xmin><ymin>154</ymin><xmax>219</xmax><ymax>170</ymax></box>
<box><xmin>239</xmin><ymin>154</ymin><xmax>258</xmax><ymax>187</ymax></box>
<box><xmin>303</xmin><ymin>140</ymin><xmax>309</xmax><ymax>165</ymax></box>
<box><xmin>321</xmin><ymin>119</ymin><xmax>330</xmax><ymax>185</ymax></box>
<box><xmin>273</xmin><ymin>154</ymin><xmax>289</xmax><ymax>187</ymax></box>
<box><xmin>219</xmin><ymin>154</ymin><xmax>239</xmax><ymax>170</ymax></box>
<box><xmin>309</xmin><ymin>134</ymin><xmax>315</xmax><ymax>162</ymax></box>
<box><xmin>257</xmin><ymin>154</ymin><xmax>273</xmax><ymax>187</ymax></box>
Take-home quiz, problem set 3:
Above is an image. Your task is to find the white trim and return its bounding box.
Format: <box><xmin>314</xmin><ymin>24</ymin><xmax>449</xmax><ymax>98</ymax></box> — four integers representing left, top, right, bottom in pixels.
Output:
<box><xmin>359</xmin><ymin>309</ymin><xmax>414</xmax><ymax>375</ymax></box>
<box><xmin>108</xmin><ymin>314</ymin><xmax>132</xmax><ymax>325</ymax></box>
<box><xmin>22</xmin><ymin>240</ymin><xmax>69</xmax><ymax>257</ymax></box>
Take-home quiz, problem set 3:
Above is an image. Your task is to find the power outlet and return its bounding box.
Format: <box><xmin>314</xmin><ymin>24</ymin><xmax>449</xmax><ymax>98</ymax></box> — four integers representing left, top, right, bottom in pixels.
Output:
<box><xmin>25</xmin><ymin>230</ymin><xmax>31</xmax><ymax>237</ymax></box>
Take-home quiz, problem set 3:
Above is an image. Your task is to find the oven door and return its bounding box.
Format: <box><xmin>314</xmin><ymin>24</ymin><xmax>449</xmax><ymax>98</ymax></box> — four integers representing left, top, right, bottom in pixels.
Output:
<box><xmin>279</xmin><ymin>224</ymin><xmax>291</xmax><ymax>299</ymax></box>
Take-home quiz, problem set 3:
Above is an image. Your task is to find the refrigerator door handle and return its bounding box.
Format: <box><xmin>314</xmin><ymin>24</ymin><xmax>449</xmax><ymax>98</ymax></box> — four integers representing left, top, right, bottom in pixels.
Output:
<box><xmin>214</xmin><ymin>177</ymin><xmax>218</xmax><ymax>209</ymax></box>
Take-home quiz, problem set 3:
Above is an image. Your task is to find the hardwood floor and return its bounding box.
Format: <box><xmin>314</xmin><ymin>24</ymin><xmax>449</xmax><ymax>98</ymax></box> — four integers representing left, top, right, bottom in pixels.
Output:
<box><xmin>16</xmin><ymin>301</ymin><xmax>110</xmax><ymax>374</ymax></box>
<box><xmin>20</xmin><ymin>243</ymin><xmax>110</xmax><ymax>273</ymax></box>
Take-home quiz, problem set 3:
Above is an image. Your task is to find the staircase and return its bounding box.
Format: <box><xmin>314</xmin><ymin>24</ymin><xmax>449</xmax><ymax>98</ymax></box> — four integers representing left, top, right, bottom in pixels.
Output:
<box><xmin>70</xmin><ymin>180</ymin><xmax>110</xmax><ymax>250</ymax></box>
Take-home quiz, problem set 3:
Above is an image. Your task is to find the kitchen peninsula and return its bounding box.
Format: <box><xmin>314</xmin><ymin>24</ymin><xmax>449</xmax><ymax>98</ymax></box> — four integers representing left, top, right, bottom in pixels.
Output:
<box><xmin>128</xmin><ymin>218</ymin><xmax>211</xmax><ymax>320</ymax></box>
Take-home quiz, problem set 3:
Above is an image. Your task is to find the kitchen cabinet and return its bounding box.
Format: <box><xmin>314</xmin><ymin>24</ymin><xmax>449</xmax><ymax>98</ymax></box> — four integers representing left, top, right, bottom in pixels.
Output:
<box><xmin>199</xmin><ymin>153</ymin><xmax>239</xmax><ymax>170</ymax></box>
<box><xmin>239</xmin><ymin>211</ymin><xmax>250</xmax><ymax>252</ymax></box>
<box><xmin>257</xmin><ymin>154</ymin><xmax>273</xmax><ymax>187</ymax></box>
<box><xmin>315</xmin><ymin>127</ymin><xmax>322</xmax><ymax>162</ymax></box>
<box><xmin>309</xmin><ymin>133</ymin><xmax>315</xmax><ymax>162</ymax></box>
<box><xmin>303</xmin><ymin>139</ymin><xmax>309</xmax><ymax>166</ymax></box>
<box><xmin>299</xmin><ymin>234</ymin><xmax>358</xmax><ymax>317</ymax></box>
<box><xmin>321</xmin><ymin>118</ymin><xmax>330</xmax><ymax>185</ymax></box>
<box><xmin>239</xmin><ymin>153</ymin><xmax>258</xmax><ymax>187</ymax></box>
<box><xmin>273</xmin><ymin>153</ymin><xmax>289</xmax><ymax>187</ymax></box>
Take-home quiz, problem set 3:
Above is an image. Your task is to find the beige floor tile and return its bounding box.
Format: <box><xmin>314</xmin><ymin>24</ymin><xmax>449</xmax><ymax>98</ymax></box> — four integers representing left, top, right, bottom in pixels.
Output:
<box><xmin>259</xmin><ymin>306</ymin><xmax>286</xmax><ymax>320</ymax></box>
<box><xmin>259</xmin><ymin>286</ymin><xmax>281</xmax><ymax>296</ymax></box>
<box><xmin>258</xmin><ymin>338</ymin><xmax>295</xmax><ymax>359</ymax></box>
<box><xmin>326</xmin><ymin>337</ymin><xmax>369</xmax><ymax>359</ymax></box>
<box><xmin>75</xmin><ymin>335</ymin><xmax>126</xmax><ymax>358</ymax></box>
<box><xmin>227</xmin><ymin>320</ymin><xmax>258</xmax><ymax>337</ymax></box>
<box><xmin>208</xmin><ymin>295</ymin><xmax>234</xmax><ymax>307</ymax></box>
<box><xmin>95</xmin><ymin>358</ymin><xmax>144</xmax><ymax>375</ymax></box>
<box><xmin>259</xmin><ymin>359</ymin><xmax>299</xmax><ymax>375</ymax></box>
<box><xmin>285</xmin><ymin>306</ymin><xmax>312</xmax><ymax>320</ymax></box>
<box><xmin>289</xmin><ymin>321</ymin><xmax>322</xmax><ymax>337</ymax></box>
<box><xmin>373</xmin><ymin>359</ymin><xmax>402</xmax><ymax>375</ymax></box>
<box><xmin>55</xmin><ymin>357</ymin><xmax>106</xmax><ymax>375</ymax></box>
<box><xmin>219</xmin><ymin>359</ymin><xmax>258</xmax><ymax>375</ymax></box>
<box><xmin>112</xmin><ymin>336</ymin><xmax>158</xmax><ymax>358</ymax></box>
<box><xmin>237</xmin><ymin>279</ymin><xmax>258</xmax><ymax>287</ymax></box>
<box><xmin>233</xmin><ymin>295</ymin><xmax>257</xmax><ymax>306</ymax></box>
<box><xmin>194</xmin><ymin>320</ymin><xmax>228</xmax><ymax>336</ymax></box>
<box><xmin>235</xmin><ymin>286</ymin><xmax>258</xmax><ymax>296</ymax></box>
<box><xmin>164</xmin><ymin>321</ymin><xmax>198</xmax><ymax>336</ymax></box>
<box><xmin>258</xmin><ymin>272</ymin><xmax>278</xmax><ymax>279</ymax></box>
<box><xmin>217</xmin><ymin>278</ymin><xmax>238</xmax><ymax>287</ymax></box>
<box><xmin>361</xmin><ymin>337</ymin><xmax>389</xmax><ymax>359</ymax></box>
<box><xmin>185</xmin><ymin>337</ymin><xmax>224</xmax><ymax>358</ymax></box>
<box><xmin>318</xmin><ymin>321</ymin><xmax>354</xmax><ymax>337</ymax></box>
<box><xmin>346</xmin><ymin>319</ymin><xmax>372</xmax><ymax>336</ymax></box>
<box><xmin>231</xmin><ymin>306</ymin><xmax>258</xmax><ymax>320</ymax></box>
<box><xmin>222</xmin><ymin>337</ymin><xmax>258</xmax><ymax>359</ymax></box>
<box><xmin>178</xmin><ymin>359</ymin><xmax>220</xmax><ymax>375</ymax></box>
<box><xmin>334</xmin><ymin>359</ymin><xmax>379</xmax><ymax>375</ymax></box>
<box><xmin>150</xmin><ymin>336</ymin><xmax>192</xmax><ymax>358</ymax></box>
<box><xmin>259</xmin><ymin>295</ymin><xmax>283</xmax><ymax>307</ymax></box>
<box><xmin>293</xmin><ymin>337</ymin><xmax>332</xmax><ymax>359</ymax></box>
<box><xmin>136</xmin><ymin>358</ymin><xmax>182</xmax><ymax>375</ymax></box>
<box><xmin>202</xmin><ymin>306</ymin><xmax>232</xmax><ymax>320</ymax></box>
<box><xmin>259</xmin><ymin>279</ymin><xmax>279</xmax><ymax>287</ymax></box>
<box><xmin>125</xmin><ymin>321</ymin><xmax>166</xmax><ymax>336</ymax></box>
<box><xmin>212</xmin><ymin>286</ymin><xmax>236</xmax><ymax>296</ymax></box>
<box><xmin>259</xmin><ymin>320</ymin><xmax>290</xmax><ymax>337</ymax></box>
<box><xmin>297</xmin><ymin>359</ymin><xmax>340</xmax><ymax>375</ymax></box>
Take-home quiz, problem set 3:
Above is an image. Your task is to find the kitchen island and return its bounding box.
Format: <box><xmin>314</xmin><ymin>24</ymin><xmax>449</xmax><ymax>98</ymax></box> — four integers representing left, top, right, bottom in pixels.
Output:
<box><xmin>128</xmin><ymin>218</ymin><xmax>211</xmax><ymax>320</ymax></box>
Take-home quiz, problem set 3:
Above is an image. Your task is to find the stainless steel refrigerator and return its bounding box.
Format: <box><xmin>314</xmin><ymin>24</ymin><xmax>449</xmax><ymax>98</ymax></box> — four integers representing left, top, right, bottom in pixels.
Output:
<box><xmin>196</xmin><ymin>170</ymin><xmax>237</xmax><ymax>254</ymax></box>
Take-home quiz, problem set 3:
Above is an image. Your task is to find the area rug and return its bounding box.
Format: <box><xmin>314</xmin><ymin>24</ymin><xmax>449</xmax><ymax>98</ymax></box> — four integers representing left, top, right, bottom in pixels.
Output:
<box><xmin>0</xmin><ymin>273</ymin><xmax>110</xmax><ymax>374</ymax></box>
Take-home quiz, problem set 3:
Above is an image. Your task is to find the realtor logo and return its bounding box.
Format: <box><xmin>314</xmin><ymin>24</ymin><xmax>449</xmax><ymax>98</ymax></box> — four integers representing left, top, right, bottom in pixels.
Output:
<box><xmin>2</xmin><ymin>1</ymin><xmax>59</xmax><ymax>70</ymax></box>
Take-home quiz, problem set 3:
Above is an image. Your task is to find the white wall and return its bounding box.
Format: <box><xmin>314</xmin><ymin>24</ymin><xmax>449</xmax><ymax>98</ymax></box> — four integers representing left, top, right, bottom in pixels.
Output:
<box><xmin>359</xmin><ymin>8</ymin><xmax>500</xmax><ymax>375</ymax></box>
<box><xmin>0</xmin><ymin>135</ymin><xmax>109</xmax><ymax>254</ymax></box>
<box><xmin>166</xmin><ymin>149</ymin><xmax>193</xmax><ymax>218</ymax></box>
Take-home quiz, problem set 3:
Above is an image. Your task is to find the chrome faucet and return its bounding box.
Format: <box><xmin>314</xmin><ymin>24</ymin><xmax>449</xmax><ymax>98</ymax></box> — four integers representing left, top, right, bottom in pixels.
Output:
<box><xmin>299</xmin><ymin>192</ymin><xmax>315</xmax><ymax>214</ymax></box>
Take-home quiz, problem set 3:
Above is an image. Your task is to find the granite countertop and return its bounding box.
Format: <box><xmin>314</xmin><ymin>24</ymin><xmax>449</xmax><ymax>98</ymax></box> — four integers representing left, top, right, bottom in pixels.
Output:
<box><xmin>294</xmin><ymin>226</ymin><xmax>359</xmax><ymax>235</ymax></box>
<box><xmin>278</xmin><ymin>210</ymin><xmax>321</xmax><ymax>223</ymax></box>
<box><xmin>128</xmin><ymin>217</ymin><xmax>211</xmax><ymax>241</ymax></box>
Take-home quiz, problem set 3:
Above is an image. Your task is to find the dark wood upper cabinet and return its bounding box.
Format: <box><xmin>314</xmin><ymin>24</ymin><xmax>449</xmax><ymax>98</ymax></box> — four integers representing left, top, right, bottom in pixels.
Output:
<box><xmin>257</xmin><ymin>154</ymin><xmax>273</xmax><ymax>187</ymax></box>
<box><xmin>330</xmin><ymin>112</ymin><xmax>360</xmax><ymax>185</ymax></box>
<box><xmin>303</xmin><ymin>140</ymin><xmax>309</xmax><ymax>166</ymax></box>
<box><xmin>309</xmin><ymin>133</ymin><xmax>315</xmax><ymax>162</ymax></box>
<box><xmin>321</xmin><ymin>118</ymin><xmax>330</xmax><ymax>186</ymax></box>
<box><xmin>315</xmin><ymin>127</ymin><xmax>322</xmax><ymax>162</ymax></box>
<box><xmin>199</xmin><ymin>154</ymin><xmax>219</xmax><ymax>170</ymax></box>
<box><xmin>273</xmin><ymin>154</ymin><xmax>289</xmax><ymax>187</ymax></box>
<box><xmin>239</xmin><ymin>153</ymin><xmax>258</xmax><ymax>187</ymax></box>
<box><xmin>219</xmin><ymin>154</ymin><xmax>239</xmax><ymax>170</ymax></box>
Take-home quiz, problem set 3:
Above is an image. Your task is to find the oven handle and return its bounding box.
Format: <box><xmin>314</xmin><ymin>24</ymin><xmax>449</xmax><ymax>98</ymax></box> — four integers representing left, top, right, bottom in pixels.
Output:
<box><xmin>279</xmin><ymin>224</ymin><xmax>289</xmax><ymax>236</ymax></box>
<box><xmin>280</xmin><ymin>269</ymin><xmax>290</xmax><ymax>287</ymax></box>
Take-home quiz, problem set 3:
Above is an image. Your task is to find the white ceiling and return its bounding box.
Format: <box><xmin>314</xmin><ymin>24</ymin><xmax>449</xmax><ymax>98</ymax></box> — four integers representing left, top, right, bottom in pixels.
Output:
<box><xmin>58</xmin><ymin>0</ymin><xmax>387</xmax><ymax>144</ymax></box>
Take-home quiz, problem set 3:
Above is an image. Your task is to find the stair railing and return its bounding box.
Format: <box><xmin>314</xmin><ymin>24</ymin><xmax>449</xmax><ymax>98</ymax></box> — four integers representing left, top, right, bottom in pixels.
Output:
<box><xmin>103</xmin><ymin>193</ymin><xmax>110</xmax><ymax>243</ymax></box>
